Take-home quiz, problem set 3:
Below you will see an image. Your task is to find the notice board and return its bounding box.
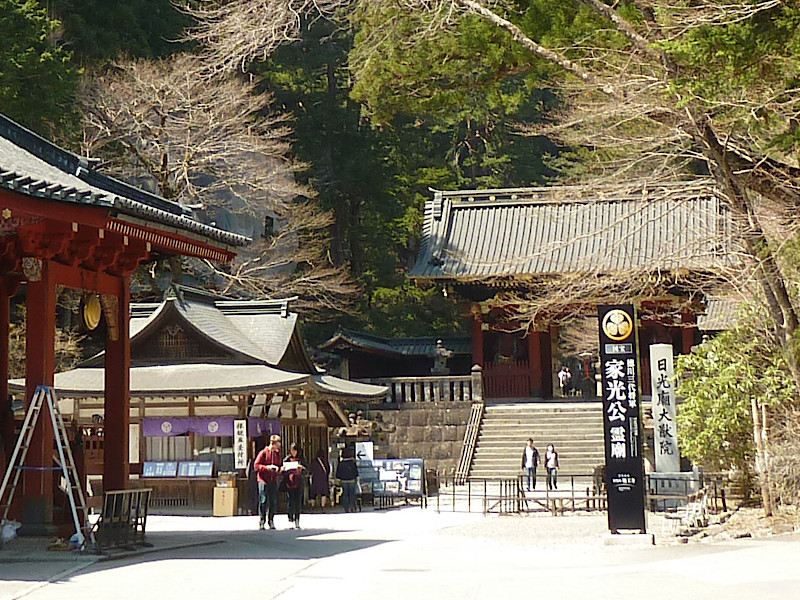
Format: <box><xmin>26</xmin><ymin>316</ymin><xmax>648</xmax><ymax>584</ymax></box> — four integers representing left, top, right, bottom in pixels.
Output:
<box><xmin>357</xmin><ymin>458</ymin><xmax>425</xmax><ymax>497</ymax></box>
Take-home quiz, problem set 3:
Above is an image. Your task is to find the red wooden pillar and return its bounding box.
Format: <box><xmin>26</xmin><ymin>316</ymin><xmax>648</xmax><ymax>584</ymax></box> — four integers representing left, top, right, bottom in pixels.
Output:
<box><xmin>681</xmin><ymin>311</ymin><xmax>696</xmax><ymax>355</ymax></box>
<box><xmin>23</xmin><ymin>259</ymin><xmax>57</xmax><ymax>532</ymax></box>
<box><xmin>528</xmin><ymin>329</ymin><xmax>543</xmax><ymax>397</ymax></box>
<box><xmin>0</xmin><ymin>278</ymin><xmax>12</xmax><ymax>469</ymax></box>
<box><xmin>638</xmin><ymin>320</ymin><xmax>651</xmax><ymax>395</ymax></box>
<box><xmin>103</xmin><ymin>278</ymin><xmax>130</xmax><ymax>490</ymax></box>
<box><xmin>471</xmin><ymin>308</ymin><xmax>484</xmax><ymax>366</ymax></box>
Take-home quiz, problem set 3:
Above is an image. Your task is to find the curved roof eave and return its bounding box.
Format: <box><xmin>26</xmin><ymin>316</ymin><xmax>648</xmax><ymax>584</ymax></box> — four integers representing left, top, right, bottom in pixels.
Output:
<box><xmin>8</xmin><ymin>364</ymin><xmax>308</xmax><ymax>398</ymax></box>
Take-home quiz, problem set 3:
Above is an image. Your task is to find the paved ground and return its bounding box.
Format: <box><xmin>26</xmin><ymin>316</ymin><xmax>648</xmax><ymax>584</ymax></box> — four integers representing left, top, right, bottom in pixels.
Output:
<box><xmin>2</xmin><ymin>507</ymin><xmax>799</xmax><ymax>600</ymax></box>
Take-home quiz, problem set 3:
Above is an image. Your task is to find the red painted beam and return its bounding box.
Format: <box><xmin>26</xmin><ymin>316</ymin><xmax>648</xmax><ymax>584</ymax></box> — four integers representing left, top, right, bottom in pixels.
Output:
<box><xmin>48</xmin><ymin>261</ymin><xmax>123</xmax><ymax>296</ymax></box>
<box><xmin>528</xmin><ymin>330</ymin><xmax>543</xmax><ymax>397</ymax></box>
<box><xmin>0</xmin><ymin>190</ymin><xmax>236</xmax><ymax>263</ymax></box>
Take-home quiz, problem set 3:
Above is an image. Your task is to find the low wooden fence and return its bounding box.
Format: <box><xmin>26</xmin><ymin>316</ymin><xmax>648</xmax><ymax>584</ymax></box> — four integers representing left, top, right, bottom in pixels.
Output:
<box><xmin>432</xmin><ymin>474</ymin><xmax>606</xmax><ymax>515</ymax></box>
<box><xmin>91</xmin><ymin>488</ymin><xmax>153</xmax><ymax>552</ymax></box>
<box><xmin>430</xmin><ymin>472</ymin><xmax>732</xmax><ymax>519</ymax></box>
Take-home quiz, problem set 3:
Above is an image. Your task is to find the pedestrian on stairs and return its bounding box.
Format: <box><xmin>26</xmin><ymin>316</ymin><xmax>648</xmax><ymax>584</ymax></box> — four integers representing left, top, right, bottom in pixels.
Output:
<box><xmin>521</xmin><ymin>438</ymin><xmax>539</xmax><ymax>491</ymax></box>
<box><xmin>545</xmin><ymin>444</ymin><xmax>559</xmax><ymax>490</ymax></box>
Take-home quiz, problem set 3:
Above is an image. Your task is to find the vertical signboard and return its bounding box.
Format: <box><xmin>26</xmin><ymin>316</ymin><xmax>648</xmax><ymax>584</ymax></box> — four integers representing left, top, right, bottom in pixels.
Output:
<box><xmin>599</xmin><ymin>304</ymin><xmax>646</xmax><ymax>533</ymax></box>
<box><xmin>650</xmin><ymin>344</ymin><xmax>680</xmax><ymax>472</ymax></box>
<box><xmin>234</xmin><ymin>419</ymin><xmax>248</xmax><ymax>470</ymax></box>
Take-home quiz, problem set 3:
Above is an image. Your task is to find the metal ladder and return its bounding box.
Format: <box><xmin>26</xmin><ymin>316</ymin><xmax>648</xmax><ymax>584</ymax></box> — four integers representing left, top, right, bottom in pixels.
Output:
<box><xmin>0</xmin><ymin>385</ymin><xmax>95</xmax><ymax>551</ymax></box>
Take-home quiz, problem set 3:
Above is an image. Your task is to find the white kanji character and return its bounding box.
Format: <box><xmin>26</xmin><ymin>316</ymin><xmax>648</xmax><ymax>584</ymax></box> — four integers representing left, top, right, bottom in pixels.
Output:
<box><xmin>611</xmin><ymin>442</ymin><xmax>627</xmax><ymax>459</ymax></box>
<box><xmin>607</xmin><ymin>400</ymin><xmax>627</xmax><ymax>422</ymax></box>
<box><xmin>606</xmin><ymin>379</ymin><xmax>627</xmax><ymax>401</ymax></box>
<box><xmin>605</xmin><ymin>359</ymin><xmax>625</xmax><ymax>380</ymax></box>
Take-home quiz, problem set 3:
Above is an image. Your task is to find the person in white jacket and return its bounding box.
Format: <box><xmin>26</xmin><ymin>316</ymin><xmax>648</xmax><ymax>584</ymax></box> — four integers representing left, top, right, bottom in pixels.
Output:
<box><xmin>545</xmin><ymin>444</ymin><xmax>559</xmax><ymax>490</ymax></box>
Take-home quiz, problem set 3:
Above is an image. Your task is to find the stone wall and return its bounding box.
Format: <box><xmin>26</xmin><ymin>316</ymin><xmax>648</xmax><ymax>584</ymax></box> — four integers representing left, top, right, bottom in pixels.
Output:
<box><xmin>363</xmin><ymin>403</ymin><xmax>474</xmax><ymax>475</ymax></box>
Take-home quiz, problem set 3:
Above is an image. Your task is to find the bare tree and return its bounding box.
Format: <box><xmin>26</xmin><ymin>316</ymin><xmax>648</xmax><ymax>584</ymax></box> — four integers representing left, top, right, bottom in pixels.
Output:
<box><xmin>344</xmin><ymin>0</ymin><xmax>800</xmax><ymax>382</ymax></box>
<box><xmin>183</xmin><ymin>0</ymin><xmax>350</xmax><ymax>76</ymax></box>
<box><xmin>185</xmin><ymin>0</ymin><xmax>800</xmax><ymax>348</ymax></box>
<box><xmin>79</xmin><ymin>54</ymin><xmax>358</xmax><ymax>313</ymax></box>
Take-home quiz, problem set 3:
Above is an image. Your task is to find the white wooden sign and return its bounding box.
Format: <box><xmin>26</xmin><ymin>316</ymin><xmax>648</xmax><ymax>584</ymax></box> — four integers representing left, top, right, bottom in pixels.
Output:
<box><xmin>650</xmin><ymin>344</ymin><xmax>680</xmax><ymax>472</ymax></box>
<box><xmin>234</xmin><ymin>419</ymin><xmax>248</xmax><ymax>470</ymax></box>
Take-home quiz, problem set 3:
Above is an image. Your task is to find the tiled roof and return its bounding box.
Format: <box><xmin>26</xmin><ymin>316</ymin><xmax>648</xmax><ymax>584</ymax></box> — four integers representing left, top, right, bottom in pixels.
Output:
<box><xmin>698</xmin><ymin>298</ymin><xmax>741</xmax><ymax>332</ymax></box>
<box><xmin>216</xmin><ymin>299</ymin><xmax>301</xmax><ymax>367</ymax></box>
<box><xmin>320</xmin><ymin>330</ymin><xmax>471</xmax><ymax>357</ymax></box>
<box><xmin>9</xmin><ymin>364</ymin><xmax>307</xmax><ymax>397</ymax></box>
<box><xmin>126</xmin><ymin>288</ymin><xmax>296</xmax><ymax>366</ymax></box>
<box><xmin>0</xmin><ymin>114</ymin><xmax>248</xmax><ymax>247</ymax></box>
<box><xmin>310</xmin><ymin>374</ymin><xmax>389</xmax><ymax>399</ymax></box>
<box><xmin>10</xmin><ymin>364</ymin><xmax>388</xmax><ymax>399</ymax></box>
<box><xmin>411</xmin><ymin>180</ymin><xmax>737</xmax><ymax>281</ymax></box>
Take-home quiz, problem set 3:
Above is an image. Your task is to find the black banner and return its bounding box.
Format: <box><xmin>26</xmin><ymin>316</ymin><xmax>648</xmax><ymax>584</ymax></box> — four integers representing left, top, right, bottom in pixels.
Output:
<box><xmin>598</xmin><ymin>304</ymin><xmax>646</xmax><ymax>533</ymax></box>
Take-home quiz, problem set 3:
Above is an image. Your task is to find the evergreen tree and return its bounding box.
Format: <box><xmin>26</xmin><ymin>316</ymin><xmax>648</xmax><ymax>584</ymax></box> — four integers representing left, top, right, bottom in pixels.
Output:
<box><xmin>0</xmin><ymin>0</ymin><xmax>79</xmax><ymax>134</ymax></box>
<box><xmin>43</xmin><ymin>0</ymin><xmax>190</xmax><ymax>60</ymax></box>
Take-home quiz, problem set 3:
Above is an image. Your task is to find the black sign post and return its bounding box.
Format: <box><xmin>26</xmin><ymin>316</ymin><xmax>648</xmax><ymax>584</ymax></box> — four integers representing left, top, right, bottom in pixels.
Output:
<box><xmin>598</xmin><ymin>304</ymin><xmax>646</xmax><ymax>533</ymax></box>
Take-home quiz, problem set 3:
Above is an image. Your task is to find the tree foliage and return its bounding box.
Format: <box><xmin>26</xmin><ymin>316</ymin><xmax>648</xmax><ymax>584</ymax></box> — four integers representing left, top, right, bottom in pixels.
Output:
<box><xmin>44</xmin><ymin>0</ymin><xmax>191</xmax><ymax>60</ymax></box>
<box><xmin>675</xmin><ymin>309</ymin><xmax>795</xmax><ymax>473</ymax></box>
<box><xmin>0</xmin><ymin>0</ymin><xmax>79</xmax><ymax>134</ymax></box>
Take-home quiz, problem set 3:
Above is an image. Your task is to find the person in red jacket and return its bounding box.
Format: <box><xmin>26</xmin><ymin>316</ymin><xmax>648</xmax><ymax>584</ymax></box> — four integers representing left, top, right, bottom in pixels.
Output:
<box><xmin>254</xmin><ymin>434</ymin><xmax>283</xmax><ymax>530</ymax></box>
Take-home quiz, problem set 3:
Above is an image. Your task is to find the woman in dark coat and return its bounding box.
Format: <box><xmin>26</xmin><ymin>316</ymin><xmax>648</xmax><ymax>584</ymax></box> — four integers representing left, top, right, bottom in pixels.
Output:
<box><xmin>309</xmin><ymin>449</ymin><xmax>331</xmax><ymax>510</ymax></box>
<box><xmin>283</xmin><ymin>443</ymin><xmax>307</xmax><ymax>529</ymax></box>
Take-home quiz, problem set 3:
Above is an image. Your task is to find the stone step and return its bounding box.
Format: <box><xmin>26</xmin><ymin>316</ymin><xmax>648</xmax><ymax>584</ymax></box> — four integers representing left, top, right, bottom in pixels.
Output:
<box><xmin>476</xmin><ymin>436</ymin><xmax>603</xmax><ymax>445</ymax></box>
<box><xmin>469</xmin><ymin>400</ymin><xmax>605</xmax><ymax>480</ymax></box>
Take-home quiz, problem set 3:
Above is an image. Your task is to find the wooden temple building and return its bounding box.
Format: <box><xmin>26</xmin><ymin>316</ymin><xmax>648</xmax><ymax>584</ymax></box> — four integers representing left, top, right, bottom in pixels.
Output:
<box><xmin>320</xmin><ymin>331</ymin><xmax>472</xmax><ymax>379</ymax></box>
<box><xmin>9</xmin><ymin>286</ymin><xmax>386</xmax><ymax>511</ymax></box>
<box><xmin>408</xmin><ymin>180</ymin><xmax>738</xmax><ymax>399</ymax></box>
<box><xmin>0</xmin><ymin>113</ymin><xmax>248</xmax><ymax>531</ymax></box>
<box><xmin>0</xmin><ymin>112</ymin><xmax>384</xmax><ymax>529</ymax></box>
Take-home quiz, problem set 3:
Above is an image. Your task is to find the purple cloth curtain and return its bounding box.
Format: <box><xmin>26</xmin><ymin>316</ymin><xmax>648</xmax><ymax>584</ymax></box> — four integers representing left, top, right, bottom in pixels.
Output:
<box><xmin>143</xmin><ymin>417</ymin><xmax>279</xmax><ymax>437</ymax></box>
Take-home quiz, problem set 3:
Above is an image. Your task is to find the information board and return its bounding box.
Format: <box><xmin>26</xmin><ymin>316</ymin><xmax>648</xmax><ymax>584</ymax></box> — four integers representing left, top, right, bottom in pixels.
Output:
<box><xmin>177</xmin><ymin>461</ymin><xmax>214</xmax><ymax>477</ymax></box>
<box><xmin>357</xmin><ymin>458</ymin><xmax>425</xmax><ymax>497</ymax></box>
<box><xmin>142</xmin><ymin>461</ymin><xmax>178</xmax><ymax>478</ymax></box>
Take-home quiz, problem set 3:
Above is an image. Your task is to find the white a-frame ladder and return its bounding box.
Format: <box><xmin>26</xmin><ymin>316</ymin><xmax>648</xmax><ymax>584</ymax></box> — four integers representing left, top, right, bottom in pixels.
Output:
<box><xmin>0</xmin><ymin>385</ymin><xmax>95</xmax><ymax>551</ymax></box>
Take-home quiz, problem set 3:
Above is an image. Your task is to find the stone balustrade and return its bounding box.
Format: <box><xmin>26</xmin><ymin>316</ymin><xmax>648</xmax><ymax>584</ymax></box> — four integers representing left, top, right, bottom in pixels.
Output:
<box><xmin>359</xmin><ymin>365</ymin><xmax>483</xmax><ymax>404</ymax></box>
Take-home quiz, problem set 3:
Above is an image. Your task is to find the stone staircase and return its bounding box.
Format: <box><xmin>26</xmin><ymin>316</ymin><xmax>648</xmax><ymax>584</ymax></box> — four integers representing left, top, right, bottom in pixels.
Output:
<box><xmin>468</xmin><ymin>400</ymin><xmax>605</xmax><ymax>480</ymax></box>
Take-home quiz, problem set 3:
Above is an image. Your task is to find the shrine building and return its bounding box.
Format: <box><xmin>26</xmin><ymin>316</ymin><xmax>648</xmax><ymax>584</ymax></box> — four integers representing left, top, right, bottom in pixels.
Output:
<box><xmin>0</xmin><ymin>112</ymin><xmax>240</xmax><ymax>532</ymax></box>
<box><xmin>409</xmin><ymin>179</ymin><xmax>739</xmax><ymax>399</ymax></box>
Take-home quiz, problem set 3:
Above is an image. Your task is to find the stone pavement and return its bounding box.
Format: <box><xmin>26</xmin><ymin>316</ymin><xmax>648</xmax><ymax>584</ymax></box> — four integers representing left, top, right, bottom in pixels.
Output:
<box><xmin>1</xmin><ymin>506</ymin><xmax>799</xmax><ymax>600</ymax></box>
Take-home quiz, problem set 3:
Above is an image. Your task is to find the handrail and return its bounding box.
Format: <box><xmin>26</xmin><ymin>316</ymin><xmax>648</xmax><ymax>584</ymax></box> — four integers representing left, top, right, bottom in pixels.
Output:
<box><xmin>454</xmin><ymin>403</ymin><xmax>484</xmax><ymax>484</ymax></box>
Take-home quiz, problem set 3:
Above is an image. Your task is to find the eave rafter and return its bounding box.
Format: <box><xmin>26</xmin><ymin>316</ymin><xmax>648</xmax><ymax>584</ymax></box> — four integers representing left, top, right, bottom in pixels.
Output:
<box><xmin>0</xmin><ymin>190</ymin><xmax>236</xmax><ymax>283</ymax></box>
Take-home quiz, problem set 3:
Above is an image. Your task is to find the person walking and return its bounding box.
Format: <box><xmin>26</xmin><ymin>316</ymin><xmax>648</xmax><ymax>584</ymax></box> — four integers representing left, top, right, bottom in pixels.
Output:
<box><xmin>521</xmin><ymin>438</ymin><xmax>539</xmax><ymax>491</ymax></box>
<box><xmin>310</xmin><ymin>448</ymin><xmax>331</xmax><ymax>511</ymax></box>
<box><xmin>545</xmin><ymin>444</ymin><xmax>559</xmax><ymax>490</ymax></box>
<box><xmin>335</xmin><ymin>446</ymin><xmax>359</xmax><ymax>513</ymax></box>
<box><xmin>557</xmin><ymin>366</ymin><xmax>572</xmax><ymax>398</ymax></box>
<box><xmin>283</xmin><ymin>443</ymin><xmax>307</xmax><ymax>529</ymax></box>
<box><xmin>253</xmin><ymin>434</ymin><xmax>283</xmax><ymax>530</ymax></box>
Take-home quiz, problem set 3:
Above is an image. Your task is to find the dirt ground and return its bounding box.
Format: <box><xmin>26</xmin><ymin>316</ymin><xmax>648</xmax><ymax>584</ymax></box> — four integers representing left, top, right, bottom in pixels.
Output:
<box><xmin>693</xmin><ymin>504</ymin><xmax>799</xmax><ymax>542</ymax></box>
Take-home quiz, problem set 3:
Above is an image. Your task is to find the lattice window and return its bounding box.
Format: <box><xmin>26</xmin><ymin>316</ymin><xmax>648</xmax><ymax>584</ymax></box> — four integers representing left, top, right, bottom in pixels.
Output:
<box><xmin>158</xmin><ymin>324</ymin><xmax>188</xmax><ymax>358</ymax></box>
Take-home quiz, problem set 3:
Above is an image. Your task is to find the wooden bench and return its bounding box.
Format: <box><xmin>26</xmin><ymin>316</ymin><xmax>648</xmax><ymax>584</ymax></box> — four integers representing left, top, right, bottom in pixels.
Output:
<box><xmin>91</xmin><ymin>488</ymin><xmax>153</xmax><ymax>552</ymax></box>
